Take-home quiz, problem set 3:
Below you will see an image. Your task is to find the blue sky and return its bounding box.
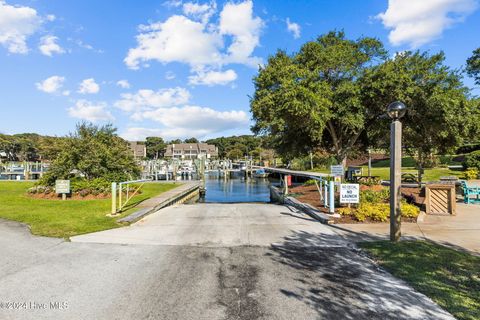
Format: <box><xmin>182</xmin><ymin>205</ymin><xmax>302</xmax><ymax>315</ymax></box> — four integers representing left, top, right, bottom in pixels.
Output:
<box><xmin>1</xmin><ymin>0</ymin><xmax>479</xmax><ymax>141</ymax></box>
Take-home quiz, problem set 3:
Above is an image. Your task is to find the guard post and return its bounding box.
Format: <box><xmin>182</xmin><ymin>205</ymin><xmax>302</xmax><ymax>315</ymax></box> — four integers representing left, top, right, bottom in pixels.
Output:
<box><xmin>329</xmin><ymin>180</ymin><xmax>335</xmax><ymax>213</ymax></box>
<box><xmin>111</xmin><ymin>182</ymin><xmax>117</xmax><ymax>214</ymax></box>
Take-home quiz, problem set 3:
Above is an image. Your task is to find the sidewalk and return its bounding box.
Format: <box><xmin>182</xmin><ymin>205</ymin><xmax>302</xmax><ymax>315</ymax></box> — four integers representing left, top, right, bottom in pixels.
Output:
<box><xmin>334</xmin><ymin>202</ymin><xmax>480</xmax><ymax>255</ymax></box>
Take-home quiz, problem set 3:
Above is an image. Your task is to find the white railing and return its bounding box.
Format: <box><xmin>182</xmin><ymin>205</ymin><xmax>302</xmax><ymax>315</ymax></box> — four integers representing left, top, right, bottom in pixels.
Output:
<box><xmin>111</xmin><ymin>179</ymin><xmax>151</xmax><ymax>215</ymax></box>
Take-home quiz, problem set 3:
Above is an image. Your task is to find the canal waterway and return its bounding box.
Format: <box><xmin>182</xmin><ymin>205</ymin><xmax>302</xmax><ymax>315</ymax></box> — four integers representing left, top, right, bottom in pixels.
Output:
<box><xmin>199</xmin><ymin>173</ymin><xmax>274</xmax><ymax>203</ymax></box>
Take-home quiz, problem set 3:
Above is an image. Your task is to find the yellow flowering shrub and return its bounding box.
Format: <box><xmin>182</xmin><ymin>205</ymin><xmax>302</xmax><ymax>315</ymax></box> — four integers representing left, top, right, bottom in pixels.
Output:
<box><xmin>338</xmin><ymin>201</ymin><xmax>420</xmax><ymax>222</ymax></box>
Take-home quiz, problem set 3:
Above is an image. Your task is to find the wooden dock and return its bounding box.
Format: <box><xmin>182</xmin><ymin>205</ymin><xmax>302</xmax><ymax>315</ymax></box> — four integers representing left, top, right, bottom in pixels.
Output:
<box><xmin>255</xmin><ymin>166</ymin><xmax>330</xmax><ymax>179</ymax></box>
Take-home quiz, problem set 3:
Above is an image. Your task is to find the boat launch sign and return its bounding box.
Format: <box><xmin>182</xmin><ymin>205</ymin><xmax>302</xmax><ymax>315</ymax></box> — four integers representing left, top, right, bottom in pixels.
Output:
<box><xmin>340</xmin><ymin>183</ymin><xmax>359</xmax><ymax>204</ymax></box>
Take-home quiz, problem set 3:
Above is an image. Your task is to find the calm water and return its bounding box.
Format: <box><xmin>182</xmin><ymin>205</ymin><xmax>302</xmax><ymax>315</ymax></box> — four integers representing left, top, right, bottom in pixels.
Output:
<box><xmin>200</xmin><ymin>174</ymin><xmax>273</xmax><ymax>203</ymax></box>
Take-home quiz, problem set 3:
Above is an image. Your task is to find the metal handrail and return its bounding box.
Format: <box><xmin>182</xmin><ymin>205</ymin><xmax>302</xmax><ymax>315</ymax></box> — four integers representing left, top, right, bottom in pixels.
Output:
<box><xmin>111</xmin><ymin>179</ymin><xmax>152</xmax><ymax>215</ymax></box>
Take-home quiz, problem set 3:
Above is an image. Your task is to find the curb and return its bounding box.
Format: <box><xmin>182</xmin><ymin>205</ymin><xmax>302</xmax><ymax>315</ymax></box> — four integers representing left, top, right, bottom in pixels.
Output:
<box><xmin>269</xmin><ymin>185</ymin><xmax>333</xmax><ymax>224</ymax></box>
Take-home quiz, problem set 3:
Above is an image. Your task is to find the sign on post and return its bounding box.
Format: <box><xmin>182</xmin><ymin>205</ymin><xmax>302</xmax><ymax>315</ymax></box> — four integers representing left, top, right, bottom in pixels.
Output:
<box><xmin>55</xmin><ymin>179</ymin><xmax>70</xmax><ymax>200</ymax></box>
<box><xmin>330</xmin><ymin>165</ymin><xmax>344</xmax><ymax>177</ymax></box>
<box><xmin>340</xmin><ymin>183</ymin><xmax>359</xmax><ymax>204</ymax></box>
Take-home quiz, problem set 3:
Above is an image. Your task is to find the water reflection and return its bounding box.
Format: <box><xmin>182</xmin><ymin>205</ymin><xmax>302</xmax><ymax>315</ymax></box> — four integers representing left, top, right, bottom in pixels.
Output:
<box><xmin>200</xmin><ymin>173</ymin><xmax>274</xmax><ymax>203</ymax></box>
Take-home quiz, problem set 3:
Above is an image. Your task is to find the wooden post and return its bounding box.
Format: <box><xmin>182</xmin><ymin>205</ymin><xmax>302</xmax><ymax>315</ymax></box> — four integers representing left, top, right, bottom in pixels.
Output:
<box><xmin>390</xmin><ymin>120</ymin><xmax>402</xmax><ymax>242</ymax></box>
<box><xmin>284</xmin><ymin>175</ymin><xmax>288</xmax><ymax>195</ymax></box>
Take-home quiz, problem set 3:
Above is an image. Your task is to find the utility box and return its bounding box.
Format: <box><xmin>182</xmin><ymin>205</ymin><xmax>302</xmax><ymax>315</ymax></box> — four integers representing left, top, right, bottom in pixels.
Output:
<box><xmin>425</xmin><ymin>184</ymin><xmax>456</xmax><ymax>215</ymax></box>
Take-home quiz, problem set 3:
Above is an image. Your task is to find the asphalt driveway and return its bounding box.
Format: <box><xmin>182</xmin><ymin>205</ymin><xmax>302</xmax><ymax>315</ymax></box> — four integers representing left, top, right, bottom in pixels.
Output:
<box><xmin>0</xmin><ymin>203</ymin><xmax>454</xmax><ymax>320</ymax></box>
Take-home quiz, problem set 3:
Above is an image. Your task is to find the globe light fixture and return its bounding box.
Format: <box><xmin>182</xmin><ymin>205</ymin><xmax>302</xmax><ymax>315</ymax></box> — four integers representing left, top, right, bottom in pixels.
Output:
<box><xmin>387</xmin><ymin>101</ymin><xmax>407</xmax><ymax>120</ymax></box>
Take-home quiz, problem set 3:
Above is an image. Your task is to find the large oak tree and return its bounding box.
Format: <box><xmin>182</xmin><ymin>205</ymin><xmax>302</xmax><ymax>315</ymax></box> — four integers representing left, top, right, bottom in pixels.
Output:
<box><xmin>250</xmin><ymin>31</ymin><xmax>387</xmax><ymax>165</ymax></box>
<box><xmin>251</xmin><ymin>31</ymin><xmax>478</xmax><ymax>167</ymax></box>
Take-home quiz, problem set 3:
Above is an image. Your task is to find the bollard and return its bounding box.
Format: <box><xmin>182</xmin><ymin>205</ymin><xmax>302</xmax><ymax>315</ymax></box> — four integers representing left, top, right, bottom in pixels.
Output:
<box><xmin>329</xmin><ymin>180</ymin><xmax>335</xmax><ymax>213</ymax></box>
<box><xmin>111</xmin><ymin>182</ymin><xmax>117</xmax><ymax>214</ymax></box>
<box><xmin>324</xmin><ymin>180</ymin><xmax>328</xmax><ymax>208</ymax></box>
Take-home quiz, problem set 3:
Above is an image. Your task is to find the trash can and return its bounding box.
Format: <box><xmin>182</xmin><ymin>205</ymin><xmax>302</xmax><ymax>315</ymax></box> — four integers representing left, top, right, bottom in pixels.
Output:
<box><xmin>425</xmin><ymin>184</ymin><xmax>456</xmax><ymax>215</ymax></box>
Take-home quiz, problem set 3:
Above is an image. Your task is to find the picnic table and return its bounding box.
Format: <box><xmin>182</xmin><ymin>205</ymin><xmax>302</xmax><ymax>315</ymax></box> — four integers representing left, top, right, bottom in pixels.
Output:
<box><xmin>460</xmin><ymin>180</ymin><xmax>480</xmax><ymax>204</ymax></box>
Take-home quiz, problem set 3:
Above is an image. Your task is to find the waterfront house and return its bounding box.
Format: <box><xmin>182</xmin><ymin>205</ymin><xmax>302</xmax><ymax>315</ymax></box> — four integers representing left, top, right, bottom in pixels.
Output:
<box><xmin>164</xmin><ymin>143</ymin><xmax>218</xmax><ymax>159</ymax></box>
<box><xmin>128</xmin><ymin>141</ymin><xmax>147</xmax><ymax>159</ymax></box>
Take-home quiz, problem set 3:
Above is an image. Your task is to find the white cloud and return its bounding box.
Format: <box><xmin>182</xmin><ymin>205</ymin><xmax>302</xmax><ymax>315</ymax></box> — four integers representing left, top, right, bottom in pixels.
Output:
<box><xmin>120</xmin><ymin>106</ymin><xmax>248</xmax><ymax>140</ymax></box>
<box><xmin>143</xmin><ymin>105</ymin><xmax>248</xmax><ymax>130</ymax></box>
<box><xmin>124</xmin><ymin>15</ymin><xmax>222</xmax><ymax>70</ymax></box>
<box><xmin>124</xmin><ymin>0</ymin><xmax>263</xmax><ymax>71</ymax></box>
<box><xmin>0</xmin><ymin>0</ymin><xmax>42</xmax><ymax>54</ymax></box>
<box><xmin>39</xmin><ymin>35</ymin><xmax>64</xmax><ymax>56</ymax></box>
<box><xmin>72</xmin><ymin>39</ymin><xmax>104</xmax><ymax>53</ymax></box>
<box><xmin>115</xmin><ymin>87</ymin><xmax>191</xmax><ymax>116</ymax></box>
<box><xmin>68</xmin><ymin>100</ymin><xmax>114</xmax><ymax>122</ymax></box>
<box><xmin>182</xmin><ymin>1</ymin><xmax>216</xmax><ymax>24</ymax></box>
<box><xmin>46</xmin><ymin>14</ymin><xmax>55</xmax><ymax>22</ymax></box>
<box><xmin>188</xmin><ymin>69</ymin><xmax>237</xmax><ymax>86</ymax></box>
<box><xmin>219</xmin><ymin>0</ymin><xmax>263</xmax><ymax>66</ymax></box>
<box><xmin>163</xmin><ymin>0</ymin><xmax>183</xmax><ymax>8</ymax></box>
<box><xmin>35</xmin><ymin>75</ymin><xmax>65</xmax><ymax>94</ymax></box>
<box><xmin>116</xmin><ymin>85</ymin><xmax>248</xmax><ymax>139</ymax></box>
<box><xmin>286</xmin><ymin>18</ymin><xmax>301</xmax><ymax>39</ymax></box>
<box><xmin>116</xmin><ymin>79</ymin><xmax>130</xmax><ymax>89</ymax></box>
<box><xmin>377</xmin><ymin>0</ymin><xmax>478</xmax><ymax>48</ymax></box>
<box><xmin>165</xmin><ymin>71</ymin><xmax>176</xmax><ymax>80</ymax></box>
<box><xmin>78</xmin><ymin>78</ymin><xmax>100</xmax><ymax>94</ymax></box>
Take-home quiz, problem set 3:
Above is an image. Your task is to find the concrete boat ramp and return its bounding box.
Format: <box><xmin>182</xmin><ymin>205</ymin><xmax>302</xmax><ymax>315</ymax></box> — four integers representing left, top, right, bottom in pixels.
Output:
<box><xmin>117</xmin><ymin>181</ymin><xmax>202</xmax><ymax>223</ymax></box>
<box><xmin>61</xmin><ymin>202</ymin><xmax>454</xmax><ymax>320</ymax></box>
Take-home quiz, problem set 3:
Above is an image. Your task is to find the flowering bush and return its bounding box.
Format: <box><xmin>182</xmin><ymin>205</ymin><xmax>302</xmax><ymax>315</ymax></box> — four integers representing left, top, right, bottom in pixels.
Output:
<box><xmin>338</xmin><ymin>201</ymin><xmax>420</xmax><ymax>222</ymax></box>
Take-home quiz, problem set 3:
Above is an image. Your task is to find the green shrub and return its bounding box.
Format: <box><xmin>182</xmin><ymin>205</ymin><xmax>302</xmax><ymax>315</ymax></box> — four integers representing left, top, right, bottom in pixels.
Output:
<box><xmin>339</xmin><ymin>201</ymin><xmax>420</xmax><ymax>222</ymax></box>
<box><xmin>401</xmin><ymin>202</ymin><xmax>421</xmax><ymax>218</ymax></box>
<box><xmin>463</xmin><ymin>150</ymin><xmax>480</xmax><ymax>170</ymax></box>
<box><xmin>355</xmin><ymin>203</ymin><xmax>390</xmax><ymax>222</ymax></box>
<box><xmin>70</xmin><ymin>177</ymin><xmax>111</xmax><ymax>193</ymax></box>
<box><xmin>360</xmin><ymin>188</ymin><xmax>389</xmax><ymax>204</ymax></box>
<box><xmin>461</xmin><ymin>168</ymin><xmax>479</xmax><ymax>180</ymax></box>
<box><xmin>337</xmin><ymin>207</ymin><xmax>354</xmax><ymax>216</ymax></box>
<box><xmin>304</xmin><ymin>179</ymin><xmax>317</xmax><ymax>186</ymax></box>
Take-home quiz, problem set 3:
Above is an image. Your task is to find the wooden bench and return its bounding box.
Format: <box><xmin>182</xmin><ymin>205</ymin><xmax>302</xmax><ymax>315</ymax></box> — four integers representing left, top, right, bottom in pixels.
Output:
<box><xmin>460</xmin><ymin>180</ymin><xmax>480</xmax><ymax>204</ymax></box>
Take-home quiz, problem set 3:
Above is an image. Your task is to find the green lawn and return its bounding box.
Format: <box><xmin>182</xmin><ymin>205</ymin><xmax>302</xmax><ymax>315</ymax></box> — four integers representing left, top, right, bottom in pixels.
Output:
<box><xmin>360</xmin><ymin>241</ymin><xmax>480</xmax><ymax>320</ymax></box>
<box><xmin>0</xmin><ymin>181</ymin><xmax>178</xmax><ymax>238</ymax></box>
<box><xmin>309</xmin><ymin>155</ymin><xmax>464</xmax><ymax>181</ymax></box>
<box><xmin>361</xmin><ymin>166</ymin><xmax>463</xmax><ymax>181</ymax></box>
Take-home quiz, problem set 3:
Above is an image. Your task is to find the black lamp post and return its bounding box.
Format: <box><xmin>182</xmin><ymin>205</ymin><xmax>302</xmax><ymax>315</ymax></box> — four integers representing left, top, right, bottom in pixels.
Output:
<box><xmin>388</xmin><ymin>101</ymin><xmax>407</xmax><ymax>242</ymax></box>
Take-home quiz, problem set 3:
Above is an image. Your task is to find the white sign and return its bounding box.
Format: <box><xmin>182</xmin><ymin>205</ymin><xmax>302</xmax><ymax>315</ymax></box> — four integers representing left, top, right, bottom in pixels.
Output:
<box><xmin>55</xmin><ymin>180</ymin><xmax>70</xmax><ymax>194</ymax></box>
<box><xmin>330</xmin><ymin>165</ymin><xmax>344</xmax><ymax>177</ymax></box>
<box><xmin>340</xmin><ymin>183</ymin><xmax>359</xmax><ymax>204</ymax></box>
